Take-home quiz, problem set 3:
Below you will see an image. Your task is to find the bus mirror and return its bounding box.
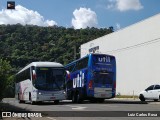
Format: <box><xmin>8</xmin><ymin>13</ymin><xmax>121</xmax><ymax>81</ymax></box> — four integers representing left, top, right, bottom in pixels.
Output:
<box><xmin>32</xmin><ymin>70</ymin><xmax>36</xmax><ymax>80</ymax></box>
<box><xmin>66</xmin><ymin>70</ymin><xmax>70</xmax><ymax>74</ymax></box>
<box><xmin>66</xmin><ymin>70</ymin><xmax>70</xmax><ymax>79</ymax></box>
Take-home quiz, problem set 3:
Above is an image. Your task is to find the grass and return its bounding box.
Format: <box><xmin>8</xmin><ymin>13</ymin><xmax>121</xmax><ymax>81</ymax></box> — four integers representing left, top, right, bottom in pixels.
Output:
<box><xmin>115</xmin><ymin>95</ymin><xmax>139</xmax><ymax>98</ymax></box>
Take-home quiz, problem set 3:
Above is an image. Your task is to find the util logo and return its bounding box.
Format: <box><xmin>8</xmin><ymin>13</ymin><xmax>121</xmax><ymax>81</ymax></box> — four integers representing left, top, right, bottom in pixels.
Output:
<box><xmin>73</xmin><ymin>71</ymin><xmax>85</xmax><ymax>88</ymax></box>
<box><xmin>98</xmin><ymin>56</ymin><xmax>111</xmax><ymax>63</ymax></box>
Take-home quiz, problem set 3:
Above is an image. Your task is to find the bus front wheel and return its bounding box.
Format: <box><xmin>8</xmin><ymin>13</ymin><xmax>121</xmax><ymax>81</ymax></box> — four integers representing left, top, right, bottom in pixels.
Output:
<box><xmin>29</xmin><ymin>93</ymin><xmax>36</xmax><ymax>105</ymax></box>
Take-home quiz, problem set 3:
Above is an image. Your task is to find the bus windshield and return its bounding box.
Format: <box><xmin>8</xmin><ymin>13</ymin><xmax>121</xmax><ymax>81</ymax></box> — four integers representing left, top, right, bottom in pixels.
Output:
<box><xmin>92</xmin><ymin>54</ymin><xmax>115</xmax><ymax>85</ymax></box>
<box><xmin>34</xmin><ymin>67</ymin><xmax>64</xmax><ymax>91</ymax></box>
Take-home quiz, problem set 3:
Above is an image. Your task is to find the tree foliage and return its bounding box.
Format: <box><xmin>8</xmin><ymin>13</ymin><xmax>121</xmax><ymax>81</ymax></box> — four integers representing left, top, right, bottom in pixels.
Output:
<box><xmin>0</xmin><ymin>58</ymin><xmax>12</xmax><ymax>101</ymax></box>
<box><xmin>0</xmin><ymin>24</ymin><xmax>113</xmax><ymax>73</ymax></box>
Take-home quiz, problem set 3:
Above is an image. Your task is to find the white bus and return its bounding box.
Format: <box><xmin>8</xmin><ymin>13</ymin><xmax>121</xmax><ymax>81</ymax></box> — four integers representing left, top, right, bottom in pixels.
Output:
<box><xmin>15</xmin><ymin>62</ymin><xmax>66</xmax><ymax>104</ymax></box>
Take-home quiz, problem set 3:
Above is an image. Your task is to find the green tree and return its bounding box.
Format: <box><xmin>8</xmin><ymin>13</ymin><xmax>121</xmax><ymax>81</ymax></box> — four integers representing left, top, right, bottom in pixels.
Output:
<box><xmin>0</xmin><ymin>58</ymin><xmax>12</xmax><ymax>101</ymax></box>
<box><xmin>4</xmin><ymin>75</ymin><xmax>15</xmax><ymax>98</ymax></box>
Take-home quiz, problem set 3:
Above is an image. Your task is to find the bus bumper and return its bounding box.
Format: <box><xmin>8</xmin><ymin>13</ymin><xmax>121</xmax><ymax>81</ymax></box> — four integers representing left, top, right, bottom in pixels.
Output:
<box><xmin>36</xmin><ymin>90</ymin><xmax>66</xmax><ymax>101</ymax></box>
<box><xmin>94</xmin><ymin>87</ymin><xmax>113</xmax><ymax>98</ymax></box>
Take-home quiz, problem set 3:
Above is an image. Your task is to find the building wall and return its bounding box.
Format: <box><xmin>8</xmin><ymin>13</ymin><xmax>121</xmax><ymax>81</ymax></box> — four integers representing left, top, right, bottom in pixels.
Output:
<box><xmin>80</xmin><ymin>14</ymin><xmax>160</xmax><ymax>95</ymax></box>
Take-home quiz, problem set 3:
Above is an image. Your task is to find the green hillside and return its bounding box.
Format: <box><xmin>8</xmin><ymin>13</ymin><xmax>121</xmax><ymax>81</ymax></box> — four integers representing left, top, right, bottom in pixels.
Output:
<box><xmin>0</xmin><ymin>24</ymin><xmax>113</xmax><ymax>73</ymax></box>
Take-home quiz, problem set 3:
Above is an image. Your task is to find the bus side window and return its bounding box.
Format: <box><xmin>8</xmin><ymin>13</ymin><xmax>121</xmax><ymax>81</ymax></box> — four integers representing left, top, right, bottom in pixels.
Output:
<box><xmin>76</xmin><ymin>57</ymin><xmax>88</xmax><ymax>70</ymax></box>
<box><xmin>67</xmin><ymin>63</ymin><xmax>76</xmax><ymax>73</ymax></box>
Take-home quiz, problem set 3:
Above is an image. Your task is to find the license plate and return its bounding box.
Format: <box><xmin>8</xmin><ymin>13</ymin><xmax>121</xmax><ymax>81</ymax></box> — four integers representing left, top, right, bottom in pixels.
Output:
<box><xmin>101</xmin><ymin>94</ymin><xmax>105</xmax><ymax>97</ymax></box>
<box><xmin>50</xmin><ymin>97</ymin><xmax>55</xmax><ymax>99</ymax></box>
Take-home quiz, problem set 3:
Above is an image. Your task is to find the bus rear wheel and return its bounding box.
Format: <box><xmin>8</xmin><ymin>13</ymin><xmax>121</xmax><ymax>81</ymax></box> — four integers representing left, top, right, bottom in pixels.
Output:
<box><xmin>72</xmin><ymin>93</ymin><xmax>77</xmax><ymax>103</ymax></box>
<box><xmin>31</xmin><ymin>101</ymin><xmax>36</xmax><ymax>105</ymax></box>
<box><xmin>54</xmin><ymin>100</ymin><xmax>59</xmax><ymax>104</ymax></box>
<box><xmin>19</xmin><ymin>100</ymin><xmax>25</xmax><ymax>103</ymax></box>
<box><xmin>154</xmin><ymin>99</ymin><xmax>158</xmax><ymax>102</ymax></box>
<box><xmin>18</xmin><ymin>93</ymin><xmax>24</xmax><ymax>103</ymax></box>
<box><xmin>97</xmin><ymin>98</ymin><xmax>105</xmax><ymax>103</ymax></box>
<box><xmin>90</xmin><ymin>98</ymin><xmax>97</xmax><ymax>103</ymax></box>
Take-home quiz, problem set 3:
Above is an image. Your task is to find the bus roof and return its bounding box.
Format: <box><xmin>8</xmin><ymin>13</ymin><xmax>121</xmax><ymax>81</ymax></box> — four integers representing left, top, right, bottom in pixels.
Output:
<box><xmin>65</xmin><ymin>54</ymin><xmax>90</xmax><ymax>68</ymax></box>
<box><xmin>65</xmin><ymin>53</ymin><xmax>115</xmax><ymax>68</ymax></box>
<box><xmin>17</xmin><ymin>62</ymin><xmax>63</xmax><ymax>74</ymax></box>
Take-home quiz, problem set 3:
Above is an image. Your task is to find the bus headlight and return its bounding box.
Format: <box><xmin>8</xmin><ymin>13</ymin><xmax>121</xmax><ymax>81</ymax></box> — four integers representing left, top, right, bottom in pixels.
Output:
<box><xmin>38</xmin><ymin>92</ymin><xmax>42</xmax><ymax>95</ymax></box>
<box><xmin>63</xmin><ymin>91</ymin><xmax>66</xmax><ymax>94</ymax></box>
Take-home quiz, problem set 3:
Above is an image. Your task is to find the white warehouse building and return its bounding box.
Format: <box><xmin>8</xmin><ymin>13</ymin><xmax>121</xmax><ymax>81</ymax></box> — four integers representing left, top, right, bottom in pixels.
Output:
<box><xmin>80</xmin><ymin>14</ymin><xmax>160</xmax><ymax>95</ymax></box>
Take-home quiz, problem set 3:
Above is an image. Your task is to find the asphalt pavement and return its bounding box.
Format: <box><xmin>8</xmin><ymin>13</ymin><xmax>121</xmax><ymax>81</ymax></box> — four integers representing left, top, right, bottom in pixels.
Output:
<box><xmin>1</xmin><ymin>98</ymin><xmax>160</xmax><ymax>120</ymax></box>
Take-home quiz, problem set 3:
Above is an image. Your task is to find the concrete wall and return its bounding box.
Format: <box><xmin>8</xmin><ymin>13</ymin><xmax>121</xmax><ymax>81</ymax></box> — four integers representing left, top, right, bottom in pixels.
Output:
<box><xmin>80</xmin><ymin>14</ymin><xmax>160</xmax><ymax>95</ymax></box>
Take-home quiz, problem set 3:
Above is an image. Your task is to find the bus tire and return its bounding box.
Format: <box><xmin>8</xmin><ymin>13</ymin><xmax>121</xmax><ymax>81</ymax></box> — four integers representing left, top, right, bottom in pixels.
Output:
<box><xmin>98</xmin><ymin>98</ymin><xmax>105</xmax><ymax>103</ymax></box>
<box><xmin>54</xmin><ymin>100</ymin><xmax>59</xmax><ymax>104</ymax></box>
<box><xmin>19</xmin><ymin>100</ymin><xmax>25</xmax><ymax>103</ymax></box>
<box><xmin>90</xmin><ymin>98</ymin><xmax>97</xmax><ymax>103</ymax></box>
<box><xmin>31</xmin><ymin>101</ymin><xmax>36</xmax><ymax>105</ymax></box>
<box><xmin>18</xmin><ymin>93</ymin><xmax>24</xmax><ymax>103</ymax></box>
<box><xmin>154</xmin><ymin>99</ymin><xmax>158</xmax><ymax>102</ymax></box>
<box><xmin>29</xmin><ymin>93</ymin><xmax>36</xmax><ymax>105</ymax></box>
<box><xmin>37</xmin><ymin>101</ymin><xmax>43</xmax><ymax>105</ymax></box>
<box><xmin>77</xmin><ymin>93</ymin><xmax>83</xmax><ymax>103</ymax></box>
<box><xmin>72</xmin><ymin>93</ymin><xmax>77</xmax><ymax>103</ymax></box>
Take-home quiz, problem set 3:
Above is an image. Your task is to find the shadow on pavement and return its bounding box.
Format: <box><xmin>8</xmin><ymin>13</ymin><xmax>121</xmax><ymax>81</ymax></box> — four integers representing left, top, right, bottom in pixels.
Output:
<box><xmin>0</xmin><ymin>102</ymin><xmax>28</xmax><ymax>111</ymax></box>
<box><xmin>0</xmin><ymin>102</ymin><xmax>30</xmax><ymax>119</ymax></box>
<box><xmin>103</xmin><ymin>100</ymin><xmax>148</xmax><ymax>104</ymax></box>
<box><xmin>30</xmin><ymin>99</ymin><xmax>149</xmax><ymax>106</ymax></box>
